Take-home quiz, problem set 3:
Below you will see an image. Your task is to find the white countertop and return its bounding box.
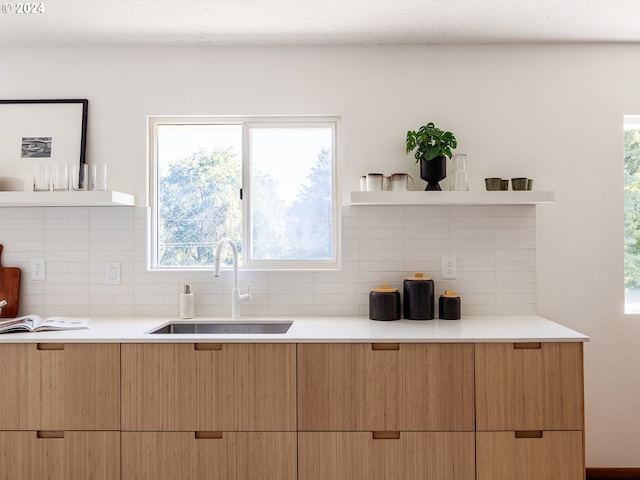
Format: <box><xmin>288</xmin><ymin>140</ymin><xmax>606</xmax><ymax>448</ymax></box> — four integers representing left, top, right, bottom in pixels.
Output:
<box><xmin>0</xmin><ymin>315</ymin><xmax>589</xmax><ymax>343</ymax></box>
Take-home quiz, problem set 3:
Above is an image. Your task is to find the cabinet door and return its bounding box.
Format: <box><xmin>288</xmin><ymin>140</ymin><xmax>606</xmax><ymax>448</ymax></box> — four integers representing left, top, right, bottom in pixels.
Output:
<box><xmin>235</xmin><ymin>343</ymin><xmax>297</xmax><ymax>431</ymax></box>
<box><xmin>121</xmin><ymin>343</ymin><xmax>296</xmax><ymax>431</ymax></box>
<box><xmin>298</xmin><ymin>431</ymin><xmax>475</xmax><ymax>480</ymax></box>
<box><xmin>121</xmin><ymin>343</ymin><xmax>236</xmax><ymax>431</ymax></box>
<box><xmin>122</xmin><ymin>432</ymin><xmax>297</xmax><ymax>480</ymax></box>
<box><xmin>0</xmin><ymin>343</ymin><xmax>120</xmax><ymax>430</ymax></box>
<box><xmin>476</xmin><ymin>431</ymin><xmax>584</xmax><ymax>480</ymax></box>
<box><xmin>475</xmin><ymin>342</ymin><xmax>584</xmax><ymax>430</ymax></box>
<box><xmin>122</xmin><ymin>431</ymin><xmax>236</xmax><ymax>480</ymax></box>
<box><xmin>402</xmin><ymin>343</ymin><xmax>474</xmax><ymax>431</ymax></box>
<box><xmin>236</xmin><ymin>432</ymin><xmax>297</xmax><ymax>480</ymax></box>
<box><xmin>297</xmin><ymin>343</ymin><xmax>384</xmax><ymax>430</ymax></box>
<box><xmin>297</xmin><ymin>343</ymin><xmax>474</xmax><ymax>431</ymax></box>
<box><xmin>0</xmin><ymin>431</ymin><xmax>120</xmax><ymax>480</ymax></box>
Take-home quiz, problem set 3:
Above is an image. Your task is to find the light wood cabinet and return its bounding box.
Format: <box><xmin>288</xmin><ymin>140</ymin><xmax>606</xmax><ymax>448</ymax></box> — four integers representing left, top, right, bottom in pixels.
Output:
<box><xmin>121</xmin><ymin>343</ymin><xmax>297</xmax><ymax>480</ymax></box>
<box><xmin>475</xmin><ymin>342</ymin><xmax>584</xmax><ymax>431</ymax></box>
<box><xmin>122</xmin><ymin>432</ymin><xmax>296</xmax><ymax>480</ymax></box>
<box><xmin>298</xmin><ymin>431</ymin><xmax>475</xmax><ymax>480</ymax></box>
<box><xmin>476</xmin><ymin>431</ymin><xmax>584</xmax><ymax>480</ymax></box>
<box><xmin>475</xmin><ymin>342</ymin><xmax>585</xmax><ymax>479</ymax></box>
<box><xmin>0</xmin><ymin>343</ymin><xmax>120</xmax><ymax>479</ymax></box>
<box><xmin>121</xmin><ymin>342</ymin><xmax>296</xmax><ymax>431</ymax></box>
<box><xmin>0</xmin><ymin>343</ymin><xmax>120</xmax><ymax>430</ymax></box>
<box><xmin>297</xmin><ymin>343</ymin><xmax>474</xmax><ymax>431</ymax></box>
<box><xmin>0</xmin><ymin>336</ymin><xmax>585</xmax><ymax>479</ymax></box>
<box><xmin>0</xmin><ymin>429</ymin><xmax>120</xmax><ymax>479</ymax></box>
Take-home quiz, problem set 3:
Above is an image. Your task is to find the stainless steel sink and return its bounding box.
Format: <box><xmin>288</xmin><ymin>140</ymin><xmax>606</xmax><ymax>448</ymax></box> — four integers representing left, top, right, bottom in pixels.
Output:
<box><xmin>148</xmin><ymin>321</ymin><xmax>293</xmax><ymax>335</ymax></box>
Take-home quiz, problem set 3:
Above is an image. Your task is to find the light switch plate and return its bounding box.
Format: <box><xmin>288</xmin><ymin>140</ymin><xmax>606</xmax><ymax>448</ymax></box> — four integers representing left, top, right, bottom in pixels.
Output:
<box><xmin>106</xmin><ymin>261</ymin><xmax>121</xmax><ymax>285</ymax></box>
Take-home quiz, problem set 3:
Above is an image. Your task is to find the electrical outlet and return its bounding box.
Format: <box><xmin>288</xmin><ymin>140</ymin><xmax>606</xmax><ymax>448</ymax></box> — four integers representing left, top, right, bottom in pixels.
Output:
<box><xmin>31</xmin><ymin>258</ymin><xmax>46</xmax><ymax>281</ymax></box>
<box><xmin>441</xmin><ymin>255</ymin><xmax>457</xmax><ymax>279</ymax></box>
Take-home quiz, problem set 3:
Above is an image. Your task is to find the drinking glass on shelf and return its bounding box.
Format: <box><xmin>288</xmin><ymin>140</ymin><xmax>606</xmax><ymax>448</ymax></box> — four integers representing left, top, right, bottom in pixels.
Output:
<box><xmin>91</xmin><ymin>164</ymin><xmax>108</xmax><ymax>191</ymax></box>
<box><xmin>52</xmin><ymin>164</ymin><xmax>69</xmax><ymax>191</ymax></box>
<box><xmin>33</xmin><ymin>164</ymin><xmax>50</xmax><ymax>191</ymax></box>
<box><xmin>70</xmin><ymin>164</ymin><xmax>88</xmax><ymax>191</ymax></box>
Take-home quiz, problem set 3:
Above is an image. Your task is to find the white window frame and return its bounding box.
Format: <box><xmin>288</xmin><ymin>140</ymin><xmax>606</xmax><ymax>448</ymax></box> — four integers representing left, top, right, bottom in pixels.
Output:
<box><xmin>148</xmin><ymin>115</ymin><xmax>341</xmax><ymax>271</ymax></box>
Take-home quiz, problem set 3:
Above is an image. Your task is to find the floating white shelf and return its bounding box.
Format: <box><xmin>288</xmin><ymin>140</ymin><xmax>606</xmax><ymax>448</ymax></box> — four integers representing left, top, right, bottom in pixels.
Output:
<box><xmin>0</xmin><ymin>190</ymin><xmax>136</xmax><ymax>207</ymax></box>
<box><xmin>350</xmin><ymin>190</ymin><xmax>554</xmax><ymax>206</ymax></box>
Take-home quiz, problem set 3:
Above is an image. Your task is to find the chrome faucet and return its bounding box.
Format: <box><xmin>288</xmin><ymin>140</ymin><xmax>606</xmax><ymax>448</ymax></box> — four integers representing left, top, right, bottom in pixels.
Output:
<box><xmin>213</xmin><ymin>237</ymin><xmax>251</xmax><ymax>319</ymax></box>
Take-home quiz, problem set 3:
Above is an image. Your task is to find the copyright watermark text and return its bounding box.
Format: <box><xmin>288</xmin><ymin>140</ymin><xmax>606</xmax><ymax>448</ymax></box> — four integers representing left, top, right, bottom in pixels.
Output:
<box><xmin>2</xmin><ymin>3</ymin><xmax>45</xmax><ymax>14</ymax></box>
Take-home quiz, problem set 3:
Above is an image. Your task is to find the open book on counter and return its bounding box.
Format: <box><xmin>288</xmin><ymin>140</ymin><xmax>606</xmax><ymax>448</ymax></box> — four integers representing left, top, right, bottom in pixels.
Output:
<box><xmin>0</xmin><ymin>315</ymin><xmax>90</xmax><ymax>334</ymax></box>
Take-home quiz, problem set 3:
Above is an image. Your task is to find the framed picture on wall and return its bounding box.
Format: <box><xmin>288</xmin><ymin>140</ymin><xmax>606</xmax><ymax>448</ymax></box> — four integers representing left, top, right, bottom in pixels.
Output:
<box><xmin>0</xmin><ymin>99</ymin><xmax>88</xmax><ymax>191</ymax></box>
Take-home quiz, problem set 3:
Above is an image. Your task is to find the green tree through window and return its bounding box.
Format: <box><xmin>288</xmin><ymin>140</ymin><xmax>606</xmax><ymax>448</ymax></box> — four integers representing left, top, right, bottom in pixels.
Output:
<box><xmin>158</xmin><ymin>147</ymin><xmax>242</xmax><ymax>266</ymax></box>
<box><xmin>624</xmin><ymin>127</ymin><xmax>640</xmax><ymax>309</ymax></box>
<box><xmin>150</xmin><ymin>117</ymin><xmax>339</xmax><ymax>270</ymax></box>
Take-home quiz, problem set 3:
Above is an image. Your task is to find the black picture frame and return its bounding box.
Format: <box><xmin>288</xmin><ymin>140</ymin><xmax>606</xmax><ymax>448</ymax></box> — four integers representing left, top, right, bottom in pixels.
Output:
<box><xmin>0</xmin><ymin>99</ymin><xmax>88</xmax><ymax>191</ymax></box>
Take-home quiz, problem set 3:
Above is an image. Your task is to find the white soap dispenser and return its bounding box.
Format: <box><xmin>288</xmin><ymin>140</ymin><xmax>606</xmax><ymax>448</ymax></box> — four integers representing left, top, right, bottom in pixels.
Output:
<box><xmin>180</xmin><ymin>284</ymin><xmax>194</xmax><ymax>319</ymax></box>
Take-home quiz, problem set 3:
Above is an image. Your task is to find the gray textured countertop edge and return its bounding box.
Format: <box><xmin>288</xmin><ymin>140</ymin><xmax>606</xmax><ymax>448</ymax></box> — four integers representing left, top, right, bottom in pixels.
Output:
<box><xmin>0</xmin><ymin>315</ymin><xmax>590</xmax><ymax>343</ymax></box>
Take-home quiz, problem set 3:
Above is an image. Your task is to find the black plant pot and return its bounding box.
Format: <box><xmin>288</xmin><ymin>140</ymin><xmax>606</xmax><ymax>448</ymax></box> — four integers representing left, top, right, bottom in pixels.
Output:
<box><xmin>420</xmin><ymin>156</ymin><xmax>447</xmax><ymax>191</ymax></box>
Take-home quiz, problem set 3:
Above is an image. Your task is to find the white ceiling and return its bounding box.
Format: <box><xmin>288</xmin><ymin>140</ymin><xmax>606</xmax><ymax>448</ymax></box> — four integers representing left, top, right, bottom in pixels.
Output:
<box><xmin>2</xmin><ymin>0</ymin><xmax>640</xmax><ymax>47</ymax></box>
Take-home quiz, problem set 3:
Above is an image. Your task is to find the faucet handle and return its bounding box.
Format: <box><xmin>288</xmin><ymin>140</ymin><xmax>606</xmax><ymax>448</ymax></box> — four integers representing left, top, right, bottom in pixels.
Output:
<box><xmin>245</xmin><ymin>283</ymin><xmax>252</xmax><ymax>301</ymax></box>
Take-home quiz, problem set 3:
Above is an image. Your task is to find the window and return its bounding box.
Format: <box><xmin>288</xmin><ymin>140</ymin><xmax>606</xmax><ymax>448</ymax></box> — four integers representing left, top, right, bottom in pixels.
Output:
<box><xmin>148</xmin><ymin>116</ymin><xmax>340</xmax><ymax>270</ymax></box>
<box><xmin>624</xmin><ymin>115</ymin><xmax>640</xmax><ymax>312</ymax></box>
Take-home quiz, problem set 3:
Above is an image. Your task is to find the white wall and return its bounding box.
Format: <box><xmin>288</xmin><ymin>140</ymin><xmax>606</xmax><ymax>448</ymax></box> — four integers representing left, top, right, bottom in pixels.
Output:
<box><xmin>1</xmin><ymin>44</ymin><xmax>640</xmax><ymax>466</ymax></box>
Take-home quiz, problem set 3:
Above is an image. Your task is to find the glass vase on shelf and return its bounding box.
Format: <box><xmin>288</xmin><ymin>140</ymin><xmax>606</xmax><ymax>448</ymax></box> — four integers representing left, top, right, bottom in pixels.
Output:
<box><xmin>451</xmin><ymin>154</ymin><xmax>469</xmax><ymax>191</ymax></box>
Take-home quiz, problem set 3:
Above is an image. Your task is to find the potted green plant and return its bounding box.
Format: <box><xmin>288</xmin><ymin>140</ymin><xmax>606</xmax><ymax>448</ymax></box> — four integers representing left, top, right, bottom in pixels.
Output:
<box><xmin>406</xmin><ymin>122</ymin><xmax>457</xmax><ymax>191</ymax></box>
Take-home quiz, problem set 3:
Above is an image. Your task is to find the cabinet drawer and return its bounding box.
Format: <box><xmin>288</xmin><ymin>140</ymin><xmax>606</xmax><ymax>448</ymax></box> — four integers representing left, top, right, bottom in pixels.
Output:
<box><xmin>297</xmin><ymin>343</ymin><xmax>474</xmax><ymax>431</ymax></box>
<box><xmin>475</xmin><ymin>342</ymin><xmax>584</xmax><ymax>430</ymax></box>
<box><xmin>298</xmin><ymin>431</ymin><xmax>475</xmax><ymax>480</ymax></box>
<box><xmin>0</xmin><ymin>343</ymin><xmax>120</xmax><ymax>430</ymax></box>
<box><xmin>0</xmin><ymin>431</ymin><xmax>120</xmax><ymax>480</ymax></box>
<box><xmin>122</xmin><ymin>431</ymin><xmax>297</xmax><ymax>480</ymax></box>
<box><xmin>121</xmin><ymin>343</ymin><xmax>296</xmax><ymax>431</ymax></box>
<box><xmin>477</xmin><ymin>431</ymin><xmax>584</xmax><ymax>480</ymax></box>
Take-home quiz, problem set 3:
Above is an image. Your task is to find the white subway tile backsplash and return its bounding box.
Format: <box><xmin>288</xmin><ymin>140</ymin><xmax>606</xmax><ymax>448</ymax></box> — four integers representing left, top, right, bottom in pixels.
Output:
<box><xmin>0</xmin><ymin>204</ymin><xmax>538</xmax><ymax>317</ymax></box>
<box><xmin>269</xmin><ymin>282</ymin><xmax>315</xmax><ymax>295</ymax></box>
<box><xmin>269</xmin><ymin>304</ymin><xmax>314</xmax><ymax>316</ymax></box>
<box><xmin>497</xmin><ymin>281</ymin><xmax>536</xmax><ymax>293</ymax></box>
<box><xmin>402</xmin><ymin>260</ymin><xmax>440</xmax><ymax>274</ymax></box>
<box><xmin>313</xmin><ymin>282</ymin><xmax>359</xmax><ymax>294</ymax></box>
<box><xmin>451</xmin><ymin>216</ymin><xmax>494</xmax><ymax>228</ymax></box>
<box><xmin>0</xmin><ymin>207</ymin><xmax>44</xmax><ymax>220</ymax></box>
<box><xmin>496</xmin><ymin>303</ymin><xmax>537</xmax><ymax>315</ymax></box>
<box><xmin>47</xmin><ymin>282</ymin><xmax>90</xmax><ymax>295</ymax></box>
<box><xmin>314</xmin><ymin>293</ymin><xmax>359</xmax><ymax>305</ymax></box>
<box><xmin>451</xmin><ymin>237</ymin><xmax>496</xmax><ymax>251</ymax></box>
<box><xmin>496</xmin><ymin>259</ymin><xmax>536</xmax><ymax>271</ymax></box>
<box><xmin>496</xmin><ymin>270</ymin><xmax>537</xmax><ymax>282</ymax></box>
<box><xmin>404</xmin><ymin>205</ymin><xmax>449</xmax><ymax>218</ymax></box>
<box><xmin>313</xmin><ymin>271</ymin><xmax>359</xmax><ymax>284</ymax></box>
<box><xmin>450</xmin><ymin>206</ymin><xmax>494</xmax><ymax>217</ymax></box>
<box><xmin>359</xmin><ymin>248</ymin><xmax>403</xmax><ymax>261</ymax></box>
<box><xmin>358</xmin><ymin>260</ymin><xmax>405</xmax><ymax>272</ymax></box>
<box><xmin>496</xmin><ymin>237</ymin><xmax>536</xmax><ymax>249</ymax></box>
<box><xmin>495</xmin><ymin>227</ymin><xmax>536</xmax><ymax>239</ymax></box>
<box><xmin>495</xmin><ymin>215</ymin><xmax>536</xmax><ymax>227</ymax></box>
<box><xmin>403</xmin><ymin>238</ymin><xmax>449</xmax><ymax>252</ymax></box>
<box><xmin>451</xmin><ymin>227</ymin><xmax>495</xmax><ymax>240</ymax></box>
<box><xmin>495</xmin><ymin>205</ymin><xmax>535</xmax><ymax>217</ymax></box>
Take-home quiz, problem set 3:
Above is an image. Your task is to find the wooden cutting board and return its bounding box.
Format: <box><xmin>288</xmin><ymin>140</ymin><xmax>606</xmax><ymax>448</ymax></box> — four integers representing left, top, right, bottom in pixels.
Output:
<box><xmin>0</xmin><ymin>245</ymin><xmax>21</xmax><ymax>318</ymax></box>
